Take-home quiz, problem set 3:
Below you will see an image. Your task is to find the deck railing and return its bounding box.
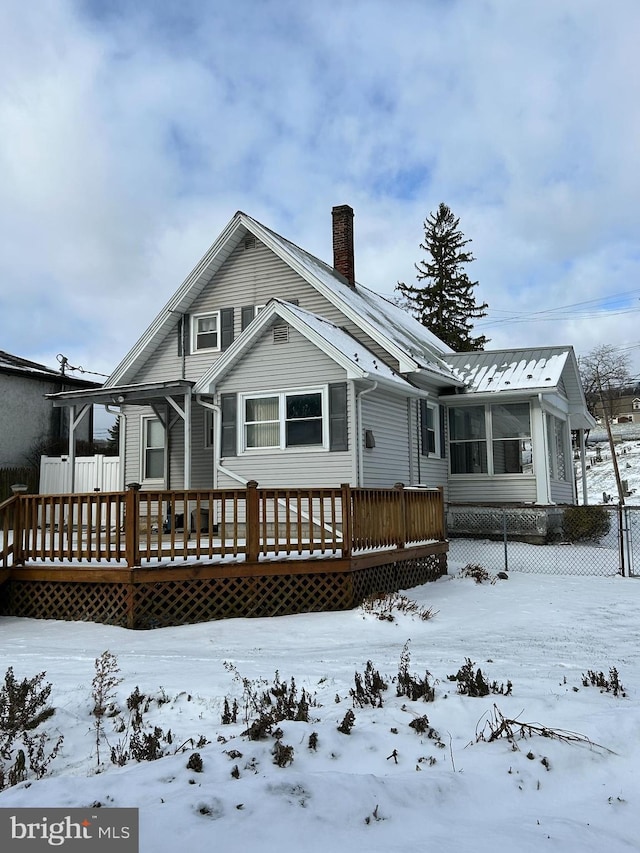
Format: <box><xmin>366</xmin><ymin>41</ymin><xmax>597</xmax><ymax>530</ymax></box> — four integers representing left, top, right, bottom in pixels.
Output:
<box><xmin>0</xmin><ymin>482</ymin><xmax>445</xmax><ymax>570</ymax></box>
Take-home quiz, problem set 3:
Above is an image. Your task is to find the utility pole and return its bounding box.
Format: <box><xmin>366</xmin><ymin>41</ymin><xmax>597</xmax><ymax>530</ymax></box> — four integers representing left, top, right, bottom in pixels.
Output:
<box><xmin>597</xmin><ymin>370</ymin><xmax>625</xmax><ymax>505</ymax></box>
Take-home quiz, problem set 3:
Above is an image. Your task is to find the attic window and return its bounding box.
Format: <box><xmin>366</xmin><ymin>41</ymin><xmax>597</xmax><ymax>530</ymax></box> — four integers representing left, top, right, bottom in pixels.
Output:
<box><xmin>244</xmin><ymin>235</ymin><xmax>256</xmax><ymax>250</ymax></box>
<box><xmin>273</xmin><ymin>325</ymin><xmax>289</xmax><ymax>344</ymax></box>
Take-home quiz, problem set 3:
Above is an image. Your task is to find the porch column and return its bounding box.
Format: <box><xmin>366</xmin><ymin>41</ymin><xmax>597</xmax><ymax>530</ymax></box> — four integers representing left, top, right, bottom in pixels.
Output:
<box><xmin>579</xmin><ymin>428</ymin><xmax>588</xmax><ymax>505</ymax></box>
<box><xmin>67</xmin><ymin>404</ymin><xmax>92</xmax><ymax>492</ymax></box>
<box><xmin>531</xmin><ymin>399</ymin><xmax>551</xmax><ymax>504</ymax></box>
<box><xmin>183</xmin><ymin>390</ymin><xmax>192</xmax><ymax>489</ymax></box>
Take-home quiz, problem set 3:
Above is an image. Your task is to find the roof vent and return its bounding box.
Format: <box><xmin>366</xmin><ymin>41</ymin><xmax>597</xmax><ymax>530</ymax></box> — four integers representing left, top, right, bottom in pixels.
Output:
<box><xmin>244</xmin><ymin>235</ymin><xmax>256</xmax><ymax>250</ymax></box>
<box><xmin>273</xmin><ymin>325</ymin><xmax>289</xmax><ymax>344</ymax></box>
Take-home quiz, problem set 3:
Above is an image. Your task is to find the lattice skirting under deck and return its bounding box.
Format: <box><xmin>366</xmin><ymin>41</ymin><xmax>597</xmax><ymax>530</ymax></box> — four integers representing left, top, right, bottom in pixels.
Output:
<box><xmin>0</xmin><ymin>553</ymin><xmax>447</xmax><ymax>629</ymax></box>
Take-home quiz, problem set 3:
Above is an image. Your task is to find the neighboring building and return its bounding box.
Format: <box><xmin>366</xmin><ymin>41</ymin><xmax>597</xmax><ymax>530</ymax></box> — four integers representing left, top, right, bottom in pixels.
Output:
<box><xmin>48</xmin><ymin>206</ymin><xmax>594</xmax><ymax>504</ymax></box>
<box><xmin>0</xmin><ymin>351</ymin><xmax>99</xmax><ymax>468</ymax></box>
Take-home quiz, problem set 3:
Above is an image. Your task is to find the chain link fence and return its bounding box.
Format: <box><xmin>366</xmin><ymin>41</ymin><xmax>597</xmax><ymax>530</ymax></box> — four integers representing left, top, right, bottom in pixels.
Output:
<box><xmin>447</xmin><ymin>504</ymin><xmax>628</xmax><ymax>577</ymax></box>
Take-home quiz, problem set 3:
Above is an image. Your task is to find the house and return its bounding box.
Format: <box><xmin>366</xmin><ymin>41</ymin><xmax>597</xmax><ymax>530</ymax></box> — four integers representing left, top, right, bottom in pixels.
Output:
<box><xmin>47</xmin><ymin>206</ymin><xmax>594</xmax><ymax>511</ymax></box>
<box><xmin>0</xmin><ymin>350</ymin><xmax>99</xmax><ymax>470</ymax></box>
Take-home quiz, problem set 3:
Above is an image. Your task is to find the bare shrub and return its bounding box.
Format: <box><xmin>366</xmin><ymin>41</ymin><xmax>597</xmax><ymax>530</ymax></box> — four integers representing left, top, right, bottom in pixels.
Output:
<box><xmin>396</xmin><ymin>641</ymin><xmax>435</xmax><ymax>702</ymax></box>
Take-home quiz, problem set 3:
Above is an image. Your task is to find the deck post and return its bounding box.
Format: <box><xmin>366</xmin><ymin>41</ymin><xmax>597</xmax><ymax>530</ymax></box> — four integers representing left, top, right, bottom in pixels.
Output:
<box><xmin>340</xmin><ymin>483</ymin><xmax>352</xmax><ymax>559</ymax></box>
<box><xmin>394</xmin><ymin>483</ymin><xmax>406</xmax><ymax>548</ymax></box>
<box><xmin>11</xmin><ymin>496</ymin><xmax>23</xmax><ymax>567</ymax></box>
<box><xmin>437</xmin><ymin>486</ymin><xmax>446</xmax><ymax>541</ymax></box>
<box><xmin>124</xmin><ymin>484</ymin><xmax>141</xmax><ymax>568</ymax></box>
<box><xmin>246</xmin><ymin>480</ymin><xmax>260</xmax><ymax>563</ymax></box>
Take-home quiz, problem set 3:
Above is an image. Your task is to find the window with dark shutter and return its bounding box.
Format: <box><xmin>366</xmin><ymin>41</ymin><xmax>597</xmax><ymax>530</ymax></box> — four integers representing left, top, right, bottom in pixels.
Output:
<box><xmin>329</xmin><ymin>382</ymin><xmax>348</xmax><ymax>451</ymax></box>
<box><xmin>420</xmin><ymin>400</ymin><xmax>438</xmax><ymax>456</ymax></box>
<box><xmin>241</xmin><ymin>306</ymin><xmax>255</xmax><ymax>331</ymax></box>
<box><xmin>420</xmin><ymin>400</ymin><xmax>429</xmax><ymax>456</ymax></box>
<box><xmin>220</xmin><ymin>393</ymin><xmax>237</xmax><ymax>456</ymax></box>
<box><xmin>220</xmin><ymin>308</ymin><xmax>234</xmax><ymax>351</ymax></box>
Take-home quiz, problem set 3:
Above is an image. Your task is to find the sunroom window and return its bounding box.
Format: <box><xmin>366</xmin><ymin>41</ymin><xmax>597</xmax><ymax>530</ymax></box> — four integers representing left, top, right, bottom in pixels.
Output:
<box><xmin>491</xmin><ymin>403</ymin><xmax>532</xmax><ymax>474</ymax></box>
<box><xmin>546</xmin><ymin>414</ymin><xmax>568</xmax><ymax>480</ymax></box>
<box><xmin>449</xmin><ymin>406</ymin><xmax>488</xmax><ymax>474</ymax></box>
<box><xmin>448</xmin><ymin>403</ymin><xmax>532</xmax><ymax>475</ymax></box>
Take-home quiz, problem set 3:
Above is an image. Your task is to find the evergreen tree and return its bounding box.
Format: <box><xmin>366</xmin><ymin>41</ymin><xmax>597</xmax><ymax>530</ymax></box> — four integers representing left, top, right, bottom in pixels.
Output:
<box><xmin>396</xmin><ymin>203</ymin><xmax>488</xmax><ymax>351</ymax></box>
<box><xmin>106</xmin><ymin>418</ymin><xmax>120</xmax><ymax>456</ymax></box>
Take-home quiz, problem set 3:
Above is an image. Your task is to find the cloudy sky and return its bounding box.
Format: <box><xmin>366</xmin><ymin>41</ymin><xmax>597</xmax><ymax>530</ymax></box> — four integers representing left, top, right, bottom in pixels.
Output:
<box><xmin>2</xmin><ymin>0</ymin><xmax>640</xmax><ymax>391</ymax></box>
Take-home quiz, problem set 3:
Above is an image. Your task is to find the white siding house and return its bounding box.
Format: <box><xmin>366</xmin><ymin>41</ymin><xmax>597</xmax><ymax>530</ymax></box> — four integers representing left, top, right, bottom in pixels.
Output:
<box><xmin>47</xmin><ymin>206</ymin><xmax>594</xmax><ymax>506</ymax></box>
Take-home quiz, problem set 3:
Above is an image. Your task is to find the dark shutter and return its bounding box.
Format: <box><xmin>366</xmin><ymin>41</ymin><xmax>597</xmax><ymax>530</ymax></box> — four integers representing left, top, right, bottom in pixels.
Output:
<box><xmin>439</xmin><ymin>404</ymin><xmax>446</xmax><ymax>458</ymax></box>
<box><xmin>241</xmin><ymin>305</ymin><xmax>255</xmax><ymax>331</ymax></box>
<box><xmin>419</xmin><ymin>399</ymin><xmax>429</xmax><ymax>456</ymax></box>
<box><xmin>329</xmin><ymin>383</ymin><xmax>348</xmax><ymax>451</ymax></box>
<box><xmin>177</xmin><ymin>314</ymin><xmax>189</xmax><ymax>356</ymax></box>
<box><xmin>220</xmin><ymin>308</ymin><xmax>234</xmax><ymax>350</ymax></box>
<box><xmin>220</xmin><ymin>393</ymin><xmax>237</xmax><ymax>456</ymax></box>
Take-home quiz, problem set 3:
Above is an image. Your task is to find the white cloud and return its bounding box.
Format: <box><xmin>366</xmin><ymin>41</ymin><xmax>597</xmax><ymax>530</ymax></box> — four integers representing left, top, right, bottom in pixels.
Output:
<box><xmin>1</xmin><ymin>0</ymin><xmax>640</xmax><ymax>377</ymax></box>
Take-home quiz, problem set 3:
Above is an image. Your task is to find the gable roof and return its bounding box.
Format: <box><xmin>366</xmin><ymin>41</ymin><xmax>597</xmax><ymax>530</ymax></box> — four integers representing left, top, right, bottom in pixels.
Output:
<box><xmin>105</xmin><ymin>210</ymin><xmax>456</xmax><ymax>388</ymax></box>
<box><xmin>194</xmin><ymin>300</ymin><xmax>426</xmax><ymax>396</ymax></box>
<box><xmin>444</xmin><ymin>347</ymin><xmax>595</xmax><ymax>429</ymax></box>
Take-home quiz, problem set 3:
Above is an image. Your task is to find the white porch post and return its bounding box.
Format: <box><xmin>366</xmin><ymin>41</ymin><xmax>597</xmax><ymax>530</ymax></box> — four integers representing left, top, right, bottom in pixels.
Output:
<box><xmin>531</xmin><ymin>399</ymin><xmax>551</xmax><ymax>504</ymax></box>
<box><xmin>580</xmin><ymin>429</ymin><xmax>588</xmax><ymax>505</ymax></box>
<box><xmin>67</xmin><ymin>404</ymin><xmax>92</xmax><ymax>493</ymax></box>
<box><xmin>163</xmin><ymin>393</ymin><xmax>192</xmax><ymax>489</ymax></box>
<box><xmin>184</xmin><ymin>390</ymin><xmax>191</xmax><ymax>490</ymax></box>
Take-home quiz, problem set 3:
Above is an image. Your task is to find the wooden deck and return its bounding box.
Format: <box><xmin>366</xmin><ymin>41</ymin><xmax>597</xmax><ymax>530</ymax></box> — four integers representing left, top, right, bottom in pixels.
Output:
<box><xmin>0</xmin><ymin>483</ymin><xmax>448</xmax><ymax>628</ymax></box>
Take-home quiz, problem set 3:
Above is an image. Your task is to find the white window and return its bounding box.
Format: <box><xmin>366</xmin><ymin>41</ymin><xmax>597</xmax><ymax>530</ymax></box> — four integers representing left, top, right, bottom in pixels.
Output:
<box><xmin>449</xmin><ymin>403</ymin><xmax>532</xmax><ymax>475</ymax></box>
<box><xmin>420</xmin><ymin>400</ymin><xmax>440</xmax><ymax>456</ymax></box>
<box><xmin>142</xmin><ymin>416</ymin><xmax>164</xmax><ymax>481</ymax></box>
<box><xmin>242</xmin><ymin>388</ymin><xmax>327</xmax><ymax>451</ymax></box>
<box><xmin>192</xmin><ymin>311</ymin><xmax>220</xmax><ymax>352</ymax></box>
<box><xmin>546</xmin><ymin>414</ymin><xmax>568</xmax><ymax>481</ymax></box>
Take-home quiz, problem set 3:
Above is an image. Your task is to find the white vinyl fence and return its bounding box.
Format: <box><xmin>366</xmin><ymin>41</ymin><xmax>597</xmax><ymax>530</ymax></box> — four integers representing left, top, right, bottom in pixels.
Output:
<box><xmin>40</xmin><ymin>455</ymin><xmax>122</xmax><ymax>494</ymax></box>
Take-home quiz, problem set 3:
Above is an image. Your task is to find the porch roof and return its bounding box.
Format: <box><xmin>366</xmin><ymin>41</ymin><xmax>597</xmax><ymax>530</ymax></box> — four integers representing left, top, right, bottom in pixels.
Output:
<box><xmin>46</xmin><ymin>379</ymin><xmax>195</xmax><ymax>407</ymax></box>
<box><xmin>443</xmin><ymin>347</ymin><xmax>596</xmax><ymax>430</ymax></box>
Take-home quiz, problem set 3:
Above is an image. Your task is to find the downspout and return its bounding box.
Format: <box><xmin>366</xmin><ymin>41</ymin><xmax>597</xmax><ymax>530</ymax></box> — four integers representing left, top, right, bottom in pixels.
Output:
<box><xmin>195</xmin><ymin>395</ymin><xmax>247</xmax><ymax>487</ymax></box>
<box><xmin>105</xmin><ymin>405</ymin><xmax>126</xmax><ymax>491</ymax></box>
<box><xmin>356</xmin><ymin>381</ymin><xmax>378</xmax><ymax>487</ymax></box>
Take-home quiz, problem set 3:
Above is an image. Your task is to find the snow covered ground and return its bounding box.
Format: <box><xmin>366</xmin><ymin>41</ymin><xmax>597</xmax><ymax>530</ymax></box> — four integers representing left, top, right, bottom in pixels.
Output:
<box><xmin>580</xmin><ymin>435</ymin><xmax>640</xmax><ymax>505</ymax></box>
<box><xmin>1</xmin><ymin>571</ymin><xmax>639</xmax><ymax>852</ymax></box>
<box><xmin>1</xmin><ymin>452</ymin><xmax>640</xmax><ymax>851</ymax></box>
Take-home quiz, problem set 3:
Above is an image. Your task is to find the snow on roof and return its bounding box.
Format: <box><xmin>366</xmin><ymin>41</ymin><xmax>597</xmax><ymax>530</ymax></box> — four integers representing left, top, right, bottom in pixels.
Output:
<box><xmin>0</xmin><ymin>349</ymin><xmax>64</xmax><ymax>379</ymax></box>
<box><xmin>0</xmin><ymin>350</ymin><xmax>102</xmax><ymax>388</ymax></box>
<box><xmin>241</xmin><ymin>215</ymin><xmax>458</xmax><ymax>374</ymax></box>
<box><xmin>280</xmin><ymin>301</ymin><xmax>418</xmax><ymax>390</ymax></box>
<box><xmin>444</xmin><ymin>347</ymin><xmax>571</xmax><ymax>393</ymax></box>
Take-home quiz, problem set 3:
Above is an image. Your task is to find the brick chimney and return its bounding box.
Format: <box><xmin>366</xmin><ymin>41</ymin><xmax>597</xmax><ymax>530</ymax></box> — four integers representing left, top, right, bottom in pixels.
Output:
<box><xmin>332</xmin><ymin>204</ymin><xmax>355</xmax><ymax>288</ymax></box>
